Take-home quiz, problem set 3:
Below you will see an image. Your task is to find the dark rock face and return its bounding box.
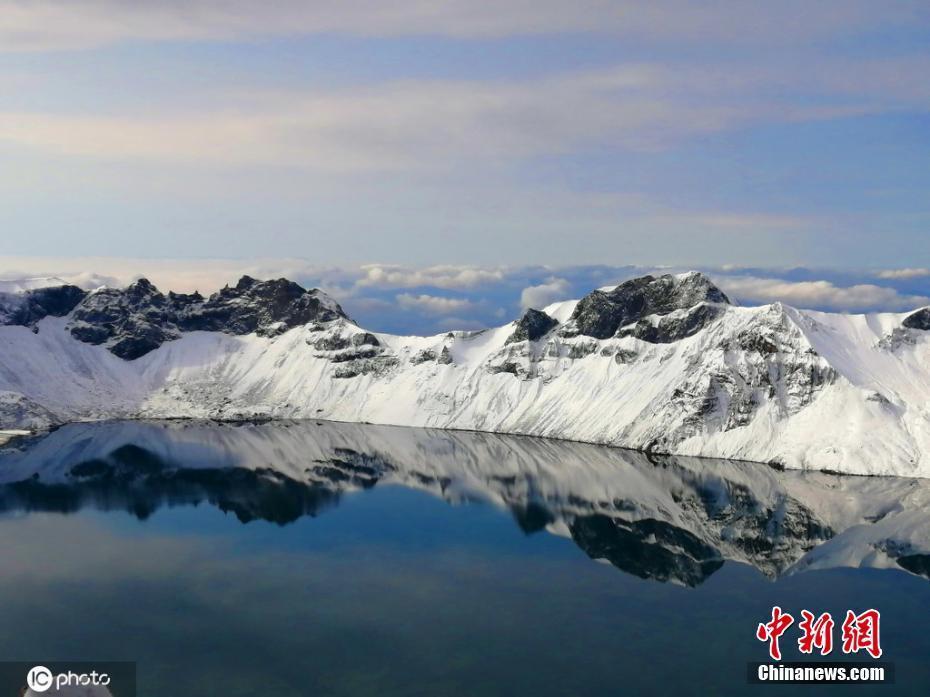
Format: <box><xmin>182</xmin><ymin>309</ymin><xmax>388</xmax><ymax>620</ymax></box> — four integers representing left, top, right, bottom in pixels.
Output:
<box><xmin>6</xmin><ymin>444</ymin><xmax>343</xmax><ymax>525</ymax></box>
<box><xmin>568</xmin><ymin>342</ymin><xmax>597</xmax><ymax>359</ymax></box>
<box><xmin>570</xmin><ymin>515</ymin><xmax>724</xmax><ymax>587</ymax></box>
<box><xmin>903</xmin><ymin>308</ymin><xmax>930</xmax><ymax>330</ymax></box>
<box><xmin>617</xmin><ymin>304</ymin><xmax>726</xmax><ymax>344</ymax></box>
<box><xmin>411</xmin><ymin>348</ymin><xmax>438</xmax><ymax>364</ymax></box>
<box><xmin>67</xmin><ymin>276</ymin><xmax>348</xmax><ymax>360</ymax></box>
<box><xmin>69</xmin><ymin>279</ymin><xmax>179</xmax><ymax>360</ymax></box>
<box><xmin>504</xmin><ymin>308</ymin><xmax>559</xmax><ymax>345</ymax></box>
<box><xmin>568</xmin><ymin>273</ymin><xmax>730</xmax><ymax>340</ymax></box>
<box><xmin>351</xmin><ymin>332</ymin><xmax>380</xmax><ymax>347</ymax></box>
<box><xmin>333</xmin><ymin>355</ymin><xmax>399</xmax><ymax>379</ymax></box>
<box><xmin>172</xmin><ymin>276</ymin><xmax>345</xmax><ymax>337</ymax></box>
<box><xmin>897</xmin><ymin>554</ymin><xmax>930</xmax><ymax>580</ymax></box>
<box><xmin>0</xmin><ymin>285</ymin><xmax>87</xmax><ymax>328</ymax></box>
<box><xmin>489</xmin><ymin>361</ymin><xmax>521</xmax><ymax>376</ymax></box>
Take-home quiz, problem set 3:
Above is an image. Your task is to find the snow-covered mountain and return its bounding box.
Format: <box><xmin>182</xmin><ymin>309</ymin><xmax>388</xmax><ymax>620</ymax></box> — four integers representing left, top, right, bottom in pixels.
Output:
<box><xmin>3</xmin><ymin>271</ymin><xmax>930</xmax><ymax>477</ymax></box>
<box><xmin>2</xmin><ymin>420</ymin><xmax>928</xmax><ymax>586</ymax></box>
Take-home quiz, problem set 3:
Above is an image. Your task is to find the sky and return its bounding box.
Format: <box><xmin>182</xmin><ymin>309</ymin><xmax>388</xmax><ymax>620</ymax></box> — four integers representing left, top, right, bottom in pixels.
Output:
<box><xmin>0</xmin><ymin>2</ymin><xmax>929</xmax><ymax>333</ymax></box>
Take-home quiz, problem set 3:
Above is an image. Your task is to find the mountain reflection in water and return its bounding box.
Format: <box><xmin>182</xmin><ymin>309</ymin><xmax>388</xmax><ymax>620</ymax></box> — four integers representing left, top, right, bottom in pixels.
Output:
<box><xmin>2</xmin><ymin>420</ymin><xmax>928</xmax><ymax>588</ymax></box>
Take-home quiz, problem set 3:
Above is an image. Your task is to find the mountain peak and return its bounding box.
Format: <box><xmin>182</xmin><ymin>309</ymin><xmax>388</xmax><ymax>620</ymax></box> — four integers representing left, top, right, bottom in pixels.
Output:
<box><xmin>234</xmin><ymin>275</ymin><xmax>258</xmax><ymax>290</ymax></box>
<box><xmin>62</xmin><ymin>275</ymin><xmax>348</xmax><ymax>359</ymax></box>
<box><xmin>505</xmin><ymin>308</ymin><xmax>559</xmax><ymax>345</ymax></box>
<box><xmin>569</xmin><ymin>272</ymin><xmax>730</xmax><ymax>339</ymax></box>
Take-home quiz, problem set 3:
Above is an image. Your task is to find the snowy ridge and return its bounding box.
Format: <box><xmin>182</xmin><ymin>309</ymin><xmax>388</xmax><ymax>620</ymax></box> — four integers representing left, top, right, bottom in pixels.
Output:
<box><xmin>2</xmin><ymin>272</ymin><xmax>930</xmax><ymax>477</ymax></box>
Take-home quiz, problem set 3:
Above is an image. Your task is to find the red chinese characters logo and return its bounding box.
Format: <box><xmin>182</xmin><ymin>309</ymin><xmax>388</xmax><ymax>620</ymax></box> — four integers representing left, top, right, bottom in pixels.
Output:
<box><xmin>842</xmin><ymin>609</ymin><xmax>882</xmax><ymax>659</ymax></box>
<box><xmin>756</xmin><ymin>607</ymin><xmax>881</xmax><ymax>660</ymax></box>
<box><xmin>756</xmin><ymin>606</ymin><xmax>794</xmax><ymax>660</ymax></box>
<box><xmin>798</xmin><ymin>610</ymin><xmax>834</xmax><ymax>655</ymax></box>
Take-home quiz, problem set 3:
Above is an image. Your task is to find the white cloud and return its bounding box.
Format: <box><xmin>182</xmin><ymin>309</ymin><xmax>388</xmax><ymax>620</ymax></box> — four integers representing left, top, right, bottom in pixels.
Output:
<box><xmin>430</xmin><ymin>317</ymin><xmax>489</xmax><ymax>333</ymax></box>
<box><xmin>716</xmin><ymin>276</ymin><xmax>930</xmax><ymax>312</ymax></box>
<box><xmin>0</xmin><ymin>1</ymin><xmax>923</xmax><ymax>52</ymax></box>
<box><xmin>396</xmin><ymin>293</ymin><xmax>475</xmax><ymax>314</ymax></box>
<box><xmin>5</xmin><ymin>258</ymin><xmax>930</xmax><ymax>322</ymax></box>
<box><xmin>875</xmin><ymin>268</ymin><xmax>930</xmax><ymax>280</ymax></box>
<box><xmin>520</xmin><ymin>278</ymin><xmax>571</xmax><ymax>310</ymax></box>
<box><xmin>357</xmin><ymin>264</ymin><xmax>506</xmax><ymax>289</ymax></box>
<box><xmin>0</xmin><ymin>256</ymin><xmax>345</xmax><ymax>294</ymax></box>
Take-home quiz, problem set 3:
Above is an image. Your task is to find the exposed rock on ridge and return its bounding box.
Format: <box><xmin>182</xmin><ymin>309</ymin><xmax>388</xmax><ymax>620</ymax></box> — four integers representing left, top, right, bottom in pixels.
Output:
<box><xmin>903</xmin><ymin>307</ymin><xmax>930</xmax><ymax>330</ymax></box>
<box><xmin>565</xmin><ymin>272</ymin><xmax>730</xmax><ymax>339</ymax></box>
<box><xmin>67</xmin><ymin>276</ymin><xmax>347</xmax><ymax>359</ymax></box>
<box><xmin>0</xmin><ymin>285</ymin><xmax>86</xmax><ymax>328</ymax></box>
<box><xmin>505</xmin><ymin>308</ymin><xmax>559</xmax><ymax>345</ymax></box>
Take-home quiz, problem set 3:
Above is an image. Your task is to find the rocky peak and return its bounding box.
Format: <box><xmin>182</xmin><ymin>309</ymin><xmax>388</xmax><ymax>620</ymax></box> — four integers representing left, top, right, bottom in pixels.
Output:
<box><xmin>235</xmin><ymin>275</ymin><xmax>258</xmax><ymax>291</ymax></box>
<box><xmin>568</xmin><ymin>272</ymin><xmax>730</xmax><ymax>340</ymax></box>
<box><xmin>66</xmin><ymin>276</ymin><xmax>349</xmax><ymax>360</ymax></box>
<box><xmin>168</xmin><ymin>290</ymin><xmax>204</xmax><ymax>306</ymax></box>
<box><xmin>127</xmin><ymin>277</ymin><xmax>159</xmax><ymax>295</ymax></box>
<box><xmin>505</xmin><ymin>308</ymin><xmax>559</xmax><ymax>345</ymax></box>
<box><xmin>174</xmin><ymin>276</ymin><xmax>347</xmax><ymax>336</ymax></box>
<box><xmin>903</xmin><ymin>307</ymin><xmax>930</xmax><ymax>331</ymax></box>
<box><xmin>0</xmin><ymin>284</ymin><xmax>87</xmax><ymax>328</ymax></box>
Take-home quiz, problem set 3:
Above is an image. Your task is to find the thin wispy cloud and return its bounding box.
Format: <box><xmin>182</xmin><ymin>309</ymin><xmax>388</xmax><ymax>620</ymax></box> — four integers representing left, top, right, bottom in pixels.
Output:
<box><xmin>1</xmin><ymin>1</ymin><xmax>924</xmax><ymax>51</ymax></box>
<box><xmin>0</xmin><ymin>3</ymin><xmax>927</xmax><ymax>272</ymax></box>
<box><xmin>1</xmin><ymin>56</ymin><xmax>925</xmax><ymax>172</ymax></box>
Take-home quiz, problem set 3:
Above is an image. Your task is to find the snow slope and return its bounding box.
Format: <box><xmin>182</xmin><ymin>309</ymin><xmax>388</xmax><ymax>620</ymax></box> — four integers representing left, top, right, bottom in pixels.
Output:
<box><xmin>2</xmin><ymin>272</ymin><xmax>930</xmax><ymax>477</ymax></box>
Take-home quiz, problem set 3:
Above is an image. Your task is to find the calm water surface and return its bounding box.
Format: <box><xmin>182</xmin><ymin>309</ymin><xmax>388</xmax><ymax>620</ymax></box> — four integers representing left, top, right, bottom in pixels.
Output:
<box><xmin>0</xmin><ymin>420</ymin><xmax>928</xmax><ymax>696</ymax></box>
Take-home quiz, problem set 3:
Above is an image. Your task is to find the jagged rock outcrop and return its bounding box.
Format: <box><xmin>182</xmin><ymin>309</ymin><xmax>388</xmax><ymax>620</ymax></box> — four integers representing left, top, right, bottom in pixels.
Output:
<box><xmin>66</xmin><ymin>276</ymin><xmax>348</xmax><ymax>359</ymax></box>
<box><xmin>505</xmin><ymin>308</ymin><xmax>559</xmax><ymax>345</ymax></box>
<box><xmin>903</xmin><ymin>307</ymin><xmax>930</xmax><ymax>330</ymax></box>
<box><xmin>171</xmin><ymin>275</ymin><xmax>345</xmax><ymax>336</ymax></box>
<box><xmin>570</xmin><ymin>515</ymin><xmax>725</xmax><ymax>586</ymax></box>
<box><xmin>0</xmin><ymin>284</ymin><xmax>86</xmax><ymax>328</ymax></box>
<box><xmin>616</xmin><ymin>303</ymin><xmax>725</xmax><ymax>344</ymax></box>
<box><xmin>69</xmin><ymin>278</ymin><xmax>180</xmax><ymax>359</ymax></box>
<box><xmin>565</xmin><ymin>272</ymin><xmax>730</xmax><ymax>339</ymax></box>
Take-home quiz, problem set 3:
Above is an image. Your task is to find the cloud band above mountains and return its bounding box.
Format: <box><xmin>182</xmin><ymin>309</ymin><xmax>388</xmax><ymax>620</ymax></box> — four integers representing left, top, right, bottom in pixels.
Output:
<box><xmin>2</xmin><ymin>257</ymin><xmax>928</xmax><ymax>335</ymax></box>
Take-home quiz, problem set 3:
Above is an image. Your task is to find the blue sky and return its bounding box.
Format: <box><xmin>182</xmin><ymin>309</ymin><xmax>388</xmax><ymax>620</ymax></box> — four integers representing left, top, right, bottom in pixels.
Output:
<box><xmin>0</xmin><ymin>2</ymin><xmax>928</xmax><ymax>332</ymax></box>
